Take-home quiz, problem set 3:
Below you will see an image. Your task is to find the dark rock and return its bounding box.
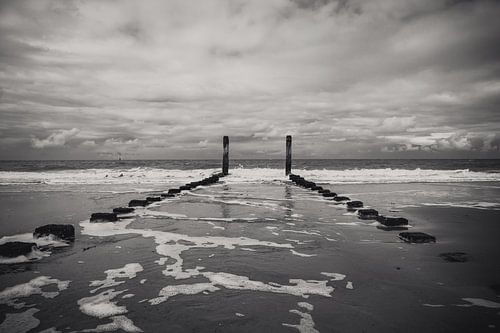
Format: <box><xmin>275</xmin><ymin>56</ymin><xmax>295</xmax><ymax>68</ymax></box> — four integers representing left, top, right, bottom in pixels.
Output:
<box><xmin>322</xmin><ymin>192</ymin><xmax>337</xmax><ymax>197</ymax></box>
<box><xmin>34</xmin><ymin>224</ymin><xmax>75</xmax><ymax>242</ymax></box>
<box><xmin>311</xmin><ymin>186</ymin><xmax>323</xmax><ymax>191</ymax></box>
<box><xmin>439</xmin><ymin>252</ymin><xmax>467</xmax><ymax>262</ymax></box>
<box><xmin>146</xmin><ymin>196</ymin><xmax>162</xmax><ymax>202</ymax></box>
<box><xmin>357</xmin><ymin>208</ymin><xmax>379</xmax><ymax>219</ymax></box>
<box><xmin>333</xmin><ymin>196</ymin><xmax>350</xmax><ymax>202</ymax></box>
<box><xmin>90</xmin><ymin>213</ymin><xmax>118</xmax><ymax>222</ymax></box>
<box><xmin>376</xmin><ymin>216</ymin><xmax>408</xmax><ymax>226</ymax></box>
<box><xmin>399</xmin><ymin>232</ymin><xmax>436</xmax><ymax>243</ymax></box>
<box><xmin>179</xmin><ymin>185</ymin><xmax>192</xmax><ymax>191</ymax></box>
<box><xmin>113</xmin><ymin>207</ymin><xmax>135</xmax><ymax>214</ymax></box>
<box><xmin>318</xmin><ymin>189</ymin><xmax>330</xmax><ymax>194</ymax></box>
<box><xmin>161</xmin><ymin>193</ymin><xmax>175</xmax><ymax>198</ymax></box>
<box><xmin>347</xmin><ymin>201</ymin><xmax>363</xmax><ymax>210</ymax></box>
<box><xmin>304</xmin><ymin>182</ymin><xmax>316</xmax><ymax>189</ymax></box>
<box><xmin>294</xmin><ymin>179</ymin><xmax>305</xmax><ymax>186</ymax></box>
<box><xmin>0</xmin><ymin>242</ymin><xmax>38</xmax><ymax>258</ymax></box>
<box><xmin>129</xmin><ymin>199</ymin><xmax>148</xmax><ymax>207</ymax></box>
<box><xmin>168</xmin><ymin>189</ymin><xmax>181</xmax><ymax>194</ymax></box>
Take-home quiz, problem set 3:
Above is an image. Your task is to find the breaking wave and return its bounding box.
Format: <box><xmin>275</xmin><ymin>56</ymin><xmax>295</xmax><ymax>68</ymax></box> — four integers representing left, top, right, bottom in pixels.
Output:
<box><xmin>0</xmin><ymin>167</ymin><xmax>499</xmax><ymax>186</ymax></box>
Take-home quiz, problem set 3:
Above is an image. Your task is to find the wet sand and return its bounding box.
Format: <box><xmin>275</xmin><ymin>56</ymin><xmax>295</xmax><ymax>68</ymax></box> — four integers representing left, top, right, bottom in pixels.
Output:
<box><xmin>1</xmin><ymin>179</ymin><xmax>500</xmax><ymax>332</ymax></box>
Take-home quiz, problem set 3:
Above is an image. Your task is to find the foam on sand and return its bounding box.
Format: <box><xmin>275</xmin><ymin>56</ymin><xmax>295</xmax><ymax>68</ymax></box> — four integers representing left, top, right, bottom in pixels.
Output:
<box><xmin>0</xmin><ymin>276</ymin><xmax>70</xmax><ymax>308</ymax></box>
<box><xmin>90</xmin><ymin>263</ymin><xmax>144</xmax><ymax>293</ymax></box>
<box><xmin>422</xmin><ymin>202</ymin><xmax>500</xmax><ymax>210</ymax></box>
<box><xmin>150</xmin><ymin>271</ymin><xmax>333</xmax><ymax>305</ymax></box>
<box><xmin>282</xmin><ymin>230</ymin><xmax>322</xmax><ymax>236</ymax></box>
<box><xmin>203</xmin><ymin>272</ymin><xmax>332</xmax><ymax>299</ymax></box>
<box><xmin>282</xmin><ymin>302</ymin><xmax>318</xmax><ymax>333</ymax></box>
<box><xmin>80</xmin><ymin>218</ymin><xmax>292</xmax><ymax>280</ymax></box>
<box><xmin>290</xmin><ymin>250</ymin><xmax>317</xmax><ymax>257</ymax></box>
<box><xmin>298</xmin><ymin>302</ymin><xmax>314</xmax><ymax>311</ymax></box>
<box><xmin>320</xmin><ymin>272</ymin><xmax>346</xmax><ymax>281</ymax></box>
<box><xmin>461</xmin><ymin>298</ymin><xmax>500</xmax><ymax>308</ymax></box>
<box><xmin>0</xmin><ymin>308</ymin><xmax>40</xmax><ymax>333</ymax></box>
<box><xmin>149</xmin><ymin>283</ymin><xmax>220</xmax><ymax>305</ymax></box>
<box><xmin>78</xmin><ymin>289</ymin><xmax>127</xmax><ymax>319</ymax></box>
<box><xmin>81</xmin><ymin>315</ymin><xmax>143</xmax><ymax>333</ymax></box>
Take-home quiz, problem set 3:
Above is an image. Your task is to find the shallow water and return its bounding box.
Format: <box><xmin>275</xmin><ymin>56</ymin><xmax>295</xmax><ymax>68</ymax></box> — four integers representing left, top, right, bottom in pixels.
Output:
<box><xmin>1</xmin><ymin>168</ymin><xmax>500</xmax><ymax>332</ymax></box>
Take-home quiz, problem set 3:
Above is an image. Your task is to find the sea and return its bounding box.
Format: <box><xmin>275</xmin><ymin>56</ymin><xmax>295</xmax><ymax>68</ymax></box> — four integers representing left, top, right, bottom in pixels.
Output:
<box><xmin>1</xmin><ymin>159</ymin><xmax>500</xmax><ymax>332</ymax></box>
<box><xmin>1</xmin><ymin>159</ymin><xmax>499</xmax><ymax>187</ymax></box>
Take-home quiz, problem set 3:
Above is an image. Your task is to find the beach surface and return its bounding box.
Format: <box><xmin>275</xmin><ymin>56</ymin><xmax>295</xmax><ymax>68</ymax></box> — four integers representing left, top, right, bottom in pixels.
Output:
<box><xmin>1</xmin><ymin>165</ymin><xmax>500</xmax><ymax>332</ymax></box>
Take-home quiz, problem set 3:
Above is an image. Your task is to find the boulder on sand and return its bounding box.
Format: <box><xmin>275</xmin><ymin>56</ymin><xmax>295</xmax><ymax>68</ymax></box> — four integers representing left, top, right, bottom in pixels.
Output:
<box><xmin>34</xmin><ymin>224</ymin><xmax>75</xmax><ymax>242</ymax></box>
<box><xmin>113</xmin><ymin>207</ymin><xmax>135</xmax><ymax>214</ymax></box>
<box><xmin>90</xmin><ymin>213</ymin><xmax>118</xmax><ymax>222</ymax></box>
<box><xmin>161</xmin><ymin>193</ymin><xmax>175</xmax><ymax>198</ymax></box>
<box><xmin>129</xmin><ymin>199</ymin><xmax>148</xmax><ymax>207</ymax></box>
<box><xmin>399</xmin><ymin>232</ymin><xmax>436</xmax><ymax>243</ymax></box>
<box><xmin>0</xmin><ymin>242</ymin><xmax>38</xmax><ymax>258</ymax></box>
<box><xmin>376</xmin><ymin>216</ymin><xmax>408</xmax><ymax>226</ymax></box>
<box><xmin>333</xmin><ymin>196</ymin><xmax>350</xmax><ymax>202</ymax></box>
<box><xmin>347</xmin><ymin>201</ymin><xmax>363</xmax><ymax>210</ymax></box>
<box><xmin>168</xmin><ymin>189</ymin><xmax>181</xmax><ymax>194</ymax></box>
<box><xmin>146</xmin><ymin>196</ymin><xmax>162</xmax><ymax>202</ymax></box>
<box><xmin>303</xmin><ymin>182</ymin><xmax>316</xmax><ymax>189</ymax></box>
<box><xmin>357</xmin><ymin>208</ymin><xmax>379</xmax><ymax>219</ymax></box>
<box><xmin>179</xmin><ymin>185</ymin><xmax>192</xmax><ymax>191</ymax></box>
<box><xmin>318</xmin><ymin>189</ymin><xmax>330</xmax><ymax>194</ymax></box>
<box><xmin>322</xmin><ymin>192</ymin><xmax>337</xmax><ymax>197</ymax></box>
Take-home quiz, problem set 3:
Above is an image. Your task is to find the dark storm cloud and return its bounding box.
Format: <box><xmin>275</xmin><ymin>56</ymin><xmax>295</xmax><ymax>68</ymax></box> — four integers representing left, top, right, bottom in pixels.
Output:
<box><xmin>0</xmin><ymin>0</ymin><xmax>499</xmax><ymax>159</ymax></box>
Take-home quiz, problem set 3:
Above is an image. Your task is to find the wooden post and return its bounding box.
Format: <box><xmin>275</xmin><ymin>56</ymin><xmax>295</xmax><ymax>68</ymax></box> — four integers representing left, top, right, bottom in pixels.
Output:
<box><xmin>222</xmin><ymin>136</ymin><xmax>229</xmax><ymax>175</ymax></box>
<box><xmin>285</xmin><ymin>135</ymin><xmax>292</xmax><ymax>176</ymax></box>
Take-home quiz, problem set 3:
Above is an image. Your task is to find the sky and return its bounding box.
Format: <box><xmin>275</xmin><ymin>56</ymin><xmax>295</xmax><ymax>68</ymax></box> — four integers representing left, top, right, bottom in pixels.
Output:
<box><xmin>0</xmin><ymin>0</ymin><xmax>499</xmax><ymax>160</ymax></box>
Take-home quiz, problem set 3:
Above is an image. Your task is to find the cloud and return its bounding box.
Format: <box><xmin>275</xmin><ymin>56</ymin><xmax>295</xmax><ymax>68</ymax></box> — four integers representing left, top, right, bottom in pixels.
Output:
<box><xmin>80</xmin><ymin>140</ymin><xmax>96</xmax><ymax>147</ymax></box>
<box><xmin>198</xmin><ymin>140</ymin><xmax>209</xmax><ymax>148</ymax></box>
<box><xmin>1</xmin><ymin>0</ymin><xmax>499</xmax><ymax>158</ymax></box>
<box><xmin>31</xmin><ymin>128</ymin><xmax>80</xmax><ymax>149</ymax></box>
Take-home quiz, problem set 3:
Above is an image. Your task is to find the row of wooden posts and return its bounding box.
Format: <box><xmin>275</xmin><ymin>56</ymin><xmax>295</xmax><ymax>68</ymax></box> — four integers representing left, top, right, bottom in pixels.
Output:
<box><xmin>221</xmin><ymin>135</ymin><xmax>292</xmax><ymax>176</ymax></box>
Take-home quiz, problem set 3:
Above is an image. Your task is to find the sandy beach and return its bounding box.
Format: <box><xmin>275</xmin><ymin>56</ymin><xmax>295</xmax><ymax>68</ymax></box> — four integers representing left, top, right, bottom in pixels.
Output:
<box><xmin>1</xmin><ymin>168</ymin><xmax>499</xmax><ymax>332</ymax></box>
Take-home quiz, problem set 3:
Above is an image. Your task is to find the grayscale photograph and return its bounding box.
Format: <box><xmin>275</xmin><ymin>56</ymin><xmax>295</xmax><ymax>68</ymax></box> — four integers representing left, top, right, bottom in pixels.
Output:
<box><xmin>0</xmin><ymin>0</ymin><xmax>499</xmax><ymax>332</ymax></box>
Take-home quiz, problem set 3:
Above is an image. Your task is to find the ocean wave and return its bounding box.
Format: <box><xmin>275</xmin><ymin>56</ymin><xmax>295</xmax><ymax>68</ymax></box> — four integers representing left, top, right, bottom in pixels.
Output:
<box><xmin>0</xmin><ymin>167</ymin><xmax>499</xmax><ymax>185</ymax></box>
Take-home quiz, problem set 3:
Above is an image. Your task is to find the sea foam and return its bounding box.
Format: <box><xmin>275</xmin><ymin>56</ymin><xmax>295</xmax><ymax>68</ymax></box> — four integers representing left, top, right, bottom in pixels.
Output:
<box><xmin>90</xmin><ymin>263</ymin><xmax>144</xmax><ymax>293</ymax></box>
<box><xmin>0</xmin><ymin>276</ymin><xmax>70</xmax><ymax>308</ymax></box>
<box><xmin>1</xmin><ymin>167</ymin><xmax>499</xmax><ymax>186</ymax></box>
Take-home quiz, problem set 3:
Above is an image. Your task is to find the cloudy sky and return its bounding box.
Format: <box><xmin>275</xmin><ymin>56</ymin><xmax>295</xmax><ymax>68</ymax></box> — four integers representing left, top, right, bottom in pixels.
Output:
<box><xmin>0</xmin><ymin>0</ymin><xmax>499</xmax><ymax>159</ymax></box>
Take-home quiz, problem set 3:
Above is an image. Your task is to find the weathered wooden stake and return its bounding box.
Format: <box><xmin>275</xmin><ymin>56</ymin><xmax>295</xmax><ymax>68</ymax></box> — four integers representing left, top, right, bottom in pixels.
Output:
<box><xmin>222</xmin><ymin>136</ymin><xmax>229</xmax><ymax>175</ymax></box>
<box><xmin>285</xmin><ymin>135</ymin><xmax>292</xmax><ymax>175</ymax></box>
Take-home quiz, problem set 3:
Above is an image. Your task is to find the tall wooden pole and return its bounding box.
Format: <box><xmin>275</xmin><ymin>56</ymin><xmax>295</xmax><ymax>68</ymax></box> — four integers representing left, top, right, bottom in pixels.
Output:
<box><xmin>285</xmin><ymin>135</ymin><xmax>292</xmax><ymax>176</ymax></box>
<box><xmin>222</xmin><ymin>136</ymin><xmax>229</xmax><ymax>175</ymax></box>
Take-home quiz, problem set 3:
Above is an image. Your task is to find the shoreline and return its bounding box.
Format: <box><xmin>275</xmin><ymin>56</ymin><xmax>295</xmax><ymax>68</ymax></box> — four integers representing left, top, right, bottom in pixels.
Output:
<box><xmin>0</xmin><ymin>179</ymin><xmax>499</xmax><ymax>332</ymax></box>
